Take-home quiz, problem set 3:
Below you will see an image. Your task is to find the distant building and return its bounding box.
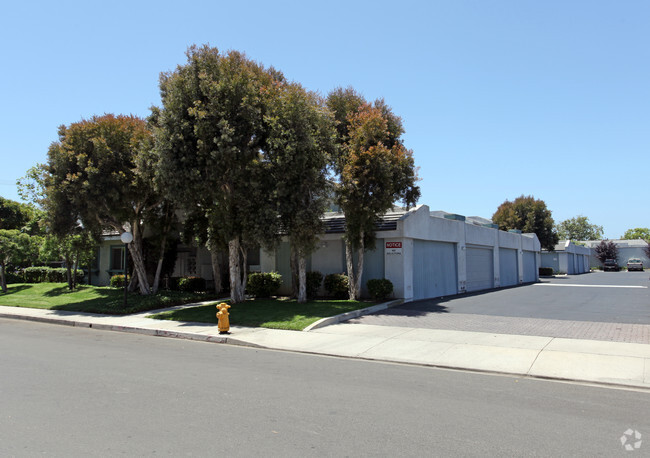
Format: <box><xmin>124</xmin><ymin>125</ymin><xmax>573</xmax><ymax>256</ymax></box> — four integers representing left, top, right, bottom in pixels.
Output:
<box><xmin>540</xmin><ymin>241</ymin><xmax>591</xmax><ymax>274</ymax></box>
<box><xmin>581</xmin><ymin>239</ymin><xmax>649</xmax><ymax>268</ymax></box>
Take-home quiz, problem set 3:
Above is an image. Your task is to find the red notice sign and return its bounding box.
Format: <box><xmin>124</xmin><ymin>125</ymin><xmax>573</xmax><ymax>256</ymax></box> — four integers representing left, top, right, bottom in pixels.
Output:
<box><xmin>386</xmin><ymin>241</ymin><xmax>403</xmax><ymax>255</ymax></box>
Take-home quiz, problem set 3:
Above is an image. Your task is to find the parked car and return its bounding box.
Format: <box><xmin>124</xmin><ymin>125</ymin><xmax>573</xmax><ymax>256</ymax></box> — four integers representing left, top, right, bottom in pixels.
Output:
<box><xmin>626</xmin><ymin>258</ymin><xmax>644</xmax><ymax>271</ymax></box>
<box><xmin>603</xmin><ymin>259</ymin><xmax>620</xmax><ymax>271</ymax></box>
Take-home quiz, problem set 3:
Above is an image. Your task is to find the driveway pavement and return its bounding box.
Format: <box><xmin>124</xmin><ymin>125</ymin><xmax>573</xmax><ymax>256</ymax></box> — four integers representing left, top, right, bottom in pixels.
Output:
<box><xmin>347</xmin><ymin>272</ymin><xmax>650</xmax><ymax>343</ymax></box>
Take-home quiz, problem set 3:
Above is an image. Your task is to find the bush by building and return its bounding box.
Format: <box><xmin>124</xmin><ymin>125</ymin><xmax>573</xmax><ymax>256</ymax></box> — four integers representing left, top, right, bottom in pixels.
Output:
<box><xmin>247</xmin><ymin>272</ymin><xmax>282</xmax><ymax>298</ymax></box>
<box><xmin>366</xmin><ymin>278</ymin><xmax>393</xmax><ymax>301</ymax></box>
<box><xmin>324</xmin><ymin>273</ymin><xmax>349</xmax><ymax>298</ymax></box>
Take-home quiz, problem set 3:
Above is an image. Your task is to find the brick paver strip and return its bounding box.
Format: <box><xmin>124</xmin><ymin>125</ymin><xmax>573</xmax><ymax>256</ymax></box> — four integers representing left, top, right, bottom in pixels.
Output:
<box><xmin>348</xmin><ymin>311</ymin><xmax>650</xmax><ymax>344</ymax></box>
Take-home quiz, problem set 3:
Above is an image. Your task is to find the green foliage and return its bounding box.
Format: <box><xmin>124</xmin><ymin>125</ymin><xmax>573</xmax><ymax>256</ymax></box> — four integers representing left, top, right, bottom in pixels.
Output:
<box><xmin>0</xmin><ymin>196</ymin><xmax>39</xmax><ymax>232</ymax></box>
<box><xmin>155</xmin><ymin>45</ymin><xmax>284</xmax><ymax>302</ymax></box>
<box><xmin>324</xmin><ymin>273</ymin><xmax>349</xmax><ymax>298</ymax></box>
<box><xmin>247</xmin><ymin>272</ymin><xmax>282</xmax><ymax>298</ymax></box>
<box><xmin>539</xmin><ymin>267</ymin><xmax>554</xmax><ymax>276</ymax></box>
<box><xmin>177</xmin><ymin>276</ymin><xmax>206</xmax><ymax>292</ymax></box>
<box><xmin>622</xmin><ymin>227</ymin><xmax>650</xmax><ymax>241</ymax></box>
<box><xmin>556</xmin><ymin>216</ymin><xmax>603</xmax><ymax>241</ymax></box>
<box><xmin>42</xmin><ymin>113</ymin><xmax>167</xmax><ymax>295</ymax></box>
<box><xmin>366</xmin><ymin>278</ymin><xmax>393</xmax><ymax>301</ymax></box>
<box><xmin>306</xmin><ymin>271</ymin><xmax>324</xmax><ymax>299</ymax></box>
<box><xmin>4</xmin><ymin>271</ymin><xmax>24</xmax><ymax>284</ymax></box>
<box><xmin>333</xmin><ymin>101</ymin><xmax>420</xmax><ymax>252</ymax></box>
<box><xmin>110</xmin><ymin>275</ymin><xmax>127</xmax><ymax>288</ymax></box>
<box><xmin>594</xmin><ymin>240</ymin><xmax>619</xmax><ymax>264</ymax></box>
<box><xmin>492</xmin><ymin>195</ymin><xmax>559</xmax><ymax>251</ymax></box>
<box><xmin>22</xmin><ymin>267</ymin><xmax>84</xmax><ymax>283</ymax></box>
<box><xmin>0</xmin><ymin>229</ymin><xmax>41</xmax><ymax>291</ymax></box>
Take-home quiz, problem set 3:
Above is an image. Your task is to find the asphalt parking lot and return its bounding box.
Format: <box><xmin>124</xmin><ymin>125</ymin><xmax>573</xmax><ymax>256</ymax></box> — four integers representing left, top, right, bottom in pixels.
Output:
<box><xmin>348</xmin><ymin>271</ymin><xmax>650</xmax><ymax>342</ymax></box>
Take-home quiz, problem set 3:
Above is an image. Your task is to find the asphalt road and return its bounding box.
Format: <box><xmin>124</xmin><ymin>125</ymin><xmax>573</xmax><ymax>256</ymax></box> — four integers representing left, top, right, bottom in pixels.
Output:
<box><xmin>388</xmin><ymin>271</ymin><xmax>650</xmax><ymax>324</ymax></box>
<box><xmin>1</xmin><ymin>319</ymin><xmax>649</xmax><ymax>457</ymax></box>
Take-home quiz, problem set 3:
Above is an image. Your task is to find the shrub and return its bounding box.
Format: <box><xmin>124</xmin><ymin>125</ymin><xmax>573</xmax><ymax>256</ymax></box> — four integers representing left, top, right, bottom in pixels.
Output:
<box><xmin>306</xmin><ymin>271</ymin><xmax>323</xmax><ymax>299</ymax></box>
<box><xmin>538</xmin><ymin>267</ymin><xmax>554</xmax><ymax>277</ymax></box>
<box><xmin>324</xmin><ymin>273</ymin><xmax>349</xmax><ymax>298</ymax></box>
<box><xmin>22</xmin><ymin>267</ymin><xmax>83</xmax><ymax>284</ymax></box>
<box><xmin>110</xmin><ymin>274</ymin><xmax>126</xmax><ymax>288</ymax></box>
<box><xmin>247</xmin><ymin>272</ymin><xmax>282</xmax><ymax>298</ymax></box>
<box><xmin>366</xmin><ymin>278</ymin><xmax>393</xmax><ymax>301</ymax></box>
<box><xmin>24</xmin><ymin>267</ymin><xmax>49</xmax><ymax>283</ymax></box>
<box><xmin>5</xmin><ymin>271</ymin><xmax>24</xmax><ymax>284</ymax></box>
<box><xmin>178</xmin><ymin>276</ymin><xmax>206</xmax><ymax>292</ymax></box>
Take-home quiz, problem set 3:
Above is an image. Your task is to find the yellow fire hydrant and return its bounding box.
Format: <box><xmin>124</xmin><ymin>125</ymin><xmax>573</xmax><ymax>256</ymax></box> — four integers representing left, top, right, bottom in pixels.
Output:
<box><xmin>216</xmin><ymin>302</ymin><xmax>231</xmax><ymax>334</ymax></box>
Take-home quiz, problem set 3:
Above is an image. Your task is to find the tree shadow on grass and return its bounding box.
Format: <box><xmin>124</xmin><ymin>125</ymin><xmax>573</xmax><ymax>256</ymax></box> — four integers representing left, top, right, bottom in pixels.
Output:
<box><xmin>1</xmin><ymin>284</ymin><xmax>32</xmax><ymax>295</ymax></box>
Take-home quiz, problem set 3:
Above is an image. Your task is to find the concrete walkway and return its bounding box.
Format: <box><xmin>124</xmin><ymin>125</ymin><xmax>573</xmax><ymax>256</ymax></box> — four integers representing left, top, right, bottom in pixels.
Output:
<box><xmin>1</xmin><ymin>304</ymin><xmax>649</xmax><ymax>390</ymax></box>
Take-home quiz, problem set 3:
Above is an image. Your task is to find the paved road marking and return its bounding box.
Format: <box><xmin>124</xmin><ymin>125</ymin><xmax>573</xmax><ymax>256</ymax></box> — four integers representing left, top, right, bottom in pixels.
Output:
<box><xmin>534</xmin><ymin>284</ymin><xmax>647</xmax><ymax>289</ymax></box>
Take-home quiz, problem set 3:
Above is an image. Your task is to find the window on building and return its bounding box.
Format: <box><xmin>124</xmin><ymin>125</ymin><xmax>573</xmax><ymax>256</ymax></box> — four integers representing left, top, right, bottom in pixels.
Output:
<box><xmin>110</xmin><ymin>246</ymin><xmax>125</xmax><ymax>272</ymax></box>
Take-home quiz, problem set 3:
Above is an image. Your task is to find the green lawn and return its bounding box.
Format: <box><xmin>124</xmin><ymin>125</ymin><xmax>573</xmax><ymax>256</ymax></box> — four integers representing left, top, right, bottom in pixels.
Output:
<box><xmin>149</xmin><ymin>297</ymin><xmax>371</xmax><ymax>331</ymax></box>
<box><xmin>0</xmin><ymin>283</ymin><xmax>219</xmax><ymax>315</ymax></box>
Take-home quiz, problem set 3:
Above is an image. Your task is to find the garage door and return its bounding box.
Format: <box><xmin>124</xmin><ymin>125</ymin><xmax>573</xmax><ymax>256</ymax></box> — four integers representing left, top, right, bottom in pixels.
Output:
<box><xmin>566</xmin><ymin>253</ymin><xmax>575</xmax><ymax>274</ymax></box>
<box><xmin>499</xmin><ymin>248</ymin><xmax>518</xmax><ymax>287</ymax></box>
<box><xmin>466</xmin><ymin>245</ymin><xmax>494</xmax><ymax>292</ymax></box>
<box><xmin>413</xmin><ymin>240</ymin><xmax>457</xmax><ymax>300</ymax></box>
<box><xmin>523</xmin><ymin>251</ymin><xmax>537</xmax><ymax>283</ymax></box>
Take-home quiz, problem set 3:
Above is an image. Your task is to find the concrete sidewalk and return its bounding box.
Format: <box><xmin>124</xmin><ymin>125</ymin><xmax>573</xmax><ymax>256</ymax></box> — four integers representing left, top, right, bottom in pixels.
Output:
<box><xmin>1</xmin><ymin>304</ymin><xmax>649</xmax><ymax>390</ymax></box>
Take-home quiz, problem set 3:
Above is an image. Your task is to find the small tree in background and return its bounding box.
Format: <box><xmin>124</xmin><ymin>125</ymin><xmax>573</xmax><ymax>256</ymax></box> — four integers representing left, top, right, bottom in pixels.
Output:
<box><xmin>622</xmin><ymin>228</ymin><xmax>650</xmax><ymax>241</ymax></box>
<box><xmin>556</xmin><ymin>216</ymin><xmax>603</xmax><ymax>241</ymax></box>
<box><xmin>594</xmin><ymin>240</ymin><xmax>619</xmax><ymax>265</ymax></box>
<box><xmin>492</xmin><ymin>195</ymin><xmax>559</xmax><ymax>251</ymax></box>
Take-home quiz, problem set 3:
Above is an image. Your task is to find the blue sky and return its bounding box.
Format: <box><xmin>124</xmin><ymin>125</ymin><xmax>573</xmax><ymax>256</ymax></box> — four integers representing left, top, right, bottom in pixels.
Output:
<box><xmin>1</xmin><ymin>1</ymin><xmax>648</xmax><ymax>239</ymax></box>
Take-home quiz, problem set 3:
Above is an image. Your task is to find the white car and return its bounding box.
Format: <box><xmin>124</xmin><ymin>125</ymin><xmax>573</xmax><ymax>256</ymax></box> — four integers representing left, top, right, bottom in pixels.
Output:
<box><xmin>626</xmin><ymin>258</ymin><xmax>644</xmax><ymax>271</ymax></box>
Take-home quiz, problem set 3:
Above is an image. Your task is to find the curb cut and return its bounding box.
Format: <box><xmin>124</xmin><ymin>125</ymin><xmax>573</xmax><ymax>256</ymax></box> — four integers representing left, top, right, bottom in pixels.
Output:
<box><xmin>303</xmin><ymin>299</ymin><xmax>404</xmax><ymax>331</ymax></box>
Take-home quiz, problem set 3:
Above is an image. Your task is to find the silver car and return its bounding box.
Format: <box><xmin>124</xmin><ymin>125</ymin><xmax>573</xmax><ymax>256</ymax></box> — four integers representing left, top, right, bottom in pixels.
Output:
<box><xmin>626</xmin><ymin>258</ymin><xmax>644</xmax><ymax>271</ymax></box>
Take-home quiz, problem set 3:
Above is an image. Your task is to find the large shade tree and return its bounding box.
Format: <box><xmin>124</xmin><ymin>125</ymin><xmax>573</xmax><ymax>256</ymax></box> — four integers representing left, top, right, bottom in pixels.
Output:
<box><xmin>492</xmin><ymin>195</ymin><xmax>559</xmax><ymax>251</ymax></box>
<box><xmin>43</xmin><ymin>114</ymin><xmax>169</xmax><ymax>294</ymax></box>
<box><xmin>264</xmin><ymin>82</ymin><xmax>336</xmax><ymax>303</ymax></box>
<box><xmin>622</xmin><ymin>227</ymin><xmax>650</xmax><ymax>241</ymax></box>
<box><xmin>327</xmin><ymin>88</ymin><xmax>420</xmax><ymax>300</ymax></box>
<box><xmin>556</xmin><ymin>216</ymin><xmax>603</xmax><ymax>241</ymax></box>
<box><xmin>154</xmin><ymin>46</ymin><xmax>281</xmax><ymax>303</ymax></box>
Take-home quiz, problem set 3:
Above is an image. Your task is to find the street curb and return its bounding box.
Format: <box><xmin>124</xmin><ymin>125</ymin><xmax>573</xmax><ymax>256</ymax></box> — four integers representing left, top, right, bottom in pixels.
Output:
<box><xmin>303</xmin><ymin>299</ymin><xmax>405</xmax><ymax>331</ymax></box>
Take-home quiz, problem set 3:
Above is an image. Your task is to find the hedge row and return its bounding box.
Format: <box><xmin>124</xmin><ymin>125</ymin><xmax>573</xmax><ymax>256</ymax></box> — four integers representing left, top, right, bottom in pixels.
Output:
<box><xmin>13</xmin><ymin>267</ymin><xmax>85</xmax><ymax>284</ymax></box>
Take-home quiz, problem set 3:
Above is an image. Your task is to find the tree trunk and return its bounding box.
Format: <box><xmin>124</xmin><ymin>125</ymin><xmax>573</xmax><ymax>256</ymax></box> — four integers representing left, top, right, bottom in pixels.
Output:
<box><xmin>152</xmin><ymin>233</ymin><xmax>168</xmax><ymax>294</ymax></box>
<box><xmin>355</xmin><ymin>244</ymin><xmax>364</xmax><ymax>300</ymax></box>
<box><xmin>65</xmin><ymin>254</ymin><xmax>73</xmax><ymax>291</ymax></box>
<box><xmin>290</xmin><ymin>244</ymin><xmax>299</xmax><ymax>298</ymax></box>
<box><xmin>345</xmin><ymin>234</ymin><xmax>364</xmax><ymax>300</ymax></box>
<box><xmin>228</xmin><ymin>238</ymin><xmax>245</xmax><ymax>303</ymax></box>
<box><xmin>129</xmin><ymin>236</ymin><xmax>150</xmax><ymax>295</ymax></box>
<box><xmin>72</xmin><ymin>250</ymin><xmax>79</xmax><ymax>290</ymax></box>
<box><xmin>209</xmin><ymin>248</ymin><xmax>222</xmax><ymax>294</ymax></box>
<box><xmin>297</xmin><ymin>254</ymin><xmax>307</xmax><ymax>304</ymax></box>
<box><xmin>0</xmin><ymin>262</ymin><xmax>7</xmax><ymax>293</ymax></box>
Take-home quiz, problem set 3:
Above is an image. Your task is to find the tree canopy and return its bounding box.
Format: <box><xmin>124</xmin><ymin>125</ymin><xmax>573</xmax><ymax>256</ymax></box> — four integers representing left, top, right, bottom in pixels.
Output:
<box><xmin>43</xmin><ymin>114</ymin><xmax>166</xmax><ymax>294</ymax></box>
<box><xmin>621</xmin><ymin>227</ymin><xmax>650</xmax><ymax>241</ymax></box>
<box><xmin>264</xmin><ymin>81</ymin><xmax>336</xmax><ymax>303</ymax></box>
<box><xmin>555</xmin><ymin>216</ymin><xmax>603</xmax><ymax>241</ymax></box>
<box><xmin>327</xmin><ymin>88</ymin><xmax>420</xmax><ymax>299</ymax></box>
<box><xmin>154</xmin><ymin>46</ymin><xmax>282</xmax><ymax>303</ymax></box>
<box><xmin>492</xmin><ymin>195</ymin><xmax>559</xmax><ymax>251</ymax></box>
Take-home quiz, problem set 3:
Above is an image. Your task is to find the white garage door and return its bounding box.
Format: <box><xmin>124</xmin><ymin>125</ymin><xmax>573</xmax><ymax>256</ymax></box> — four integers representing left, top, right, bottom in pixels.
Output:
<box><xmin>413</xmin><ymin>240</ymin><xmax>457</xmax><ymax>300</ymax></box>
<box><xmin>466</xmin><ymin>245</ymin><xmax>494</xmax><ymax>292</ymax></box>
<box><xmin>499</xmin><ymin>248</ymin><xmax>518</xmax><ymax>287</ymax></box>
<box><xmin>523</xmin><ymin>251</ymin><xmax>537</xmax><ymax>283</ymax></box>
